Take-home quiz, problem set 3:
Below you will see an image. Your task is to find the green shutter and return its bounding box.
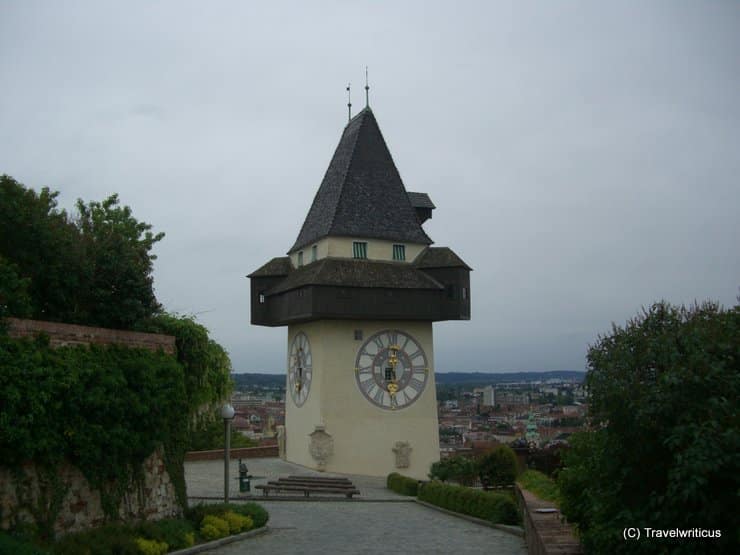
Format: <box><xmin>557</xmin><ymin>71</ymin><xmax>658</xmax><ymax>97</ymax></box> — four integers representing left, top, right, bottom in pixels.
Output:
<box><xmin>353</xmin><ymin>242</ymin><xmax>367</xmax><ymax>259</ymax></box>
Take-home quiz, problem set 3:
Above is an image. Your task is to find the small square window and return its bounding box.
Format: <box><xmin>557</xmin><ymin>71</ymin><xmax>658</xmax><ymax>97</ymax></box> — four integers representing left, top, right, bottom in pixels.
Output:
<box><xmin>297</xmin><ymin>251</ymin><xmax>304</xmax><ymax>267</ymax></box>
<box><xmin>352</xmin><ymin>241</ymin><xmax>368</xmax><ymax>259</ymax></box>
<box><xmin>259</xmin><ymin>293</ymin><xmax>266</xmax><ymax>304</ymax></box>
<box><xmin>354</xmin><ymin>330</ymin><xmax>363</xmax><ymax>340</ymax></box>
<box><xmin>311</xmin><ymin>245</ymin><xmax>317</xmax><ymax>262</ymax></box>
<box><xmin>392</xmin><ymin>244</ymin><xmax>406</xmax><ymax>261</ymax></box>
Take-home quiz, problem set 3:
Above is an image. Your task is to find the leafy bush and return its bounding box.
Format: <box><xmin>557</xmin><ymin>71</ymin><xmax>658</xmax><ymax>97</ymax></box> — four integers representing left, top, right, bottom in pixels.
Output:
<box><xmin>135</xmin><ymin>518</ymin><xmax>195</xmax><ymax>551</ymax></box>
<box><xmin>0</xmin><ymin>532</ymin><xmax>49</xmax><ymax>555</ymax></box>
<box><xmin>222</xmin><ymin>512</ymin><xmax>253</xmax><ymax>534</ymax></box>
<box><xmin>477</xmin><ymin>445</ymin><xmax>518</xmax><ymax>488</ymax></box>
<box><xmin>200</xmin><ymin>515</ymin><xmax>230</xmax><ymax>541</ymax></box>
<box><xmin>386</xmin><ymin>473</ymin><xmax>419</xmax><ymax>496</ymax></box>
<box><xmin>428</xmin><ymin>455</ymin><xmax>477</xmax><ymax>485</ymax></box>
<box><xmin>134</xmin><ymin>537</ymin><xmax>168</xmax><ymax>555</ymax></box>
<box><xmin>419</xmin><ymin>481</ymin><xmax>519</xmax><ymax>525</ymax></box>
<box><xmin>559</xmin><ymin>301</ymin><xmax>739</xmax><ymax>554</ymax></box>
<box><xmin>185</xmin><ymin>502</ymin><xmax>269</xmax><ymax>530</ymax></box>
<box><xmin>517</xmin><ymin>470</ymin><xmax>559</xmax><ymax>504</ymax></box>
<box><xmin>52</xmin><ymin>524</ymin><xmax>140</xmax><ymax>555</ymax></box>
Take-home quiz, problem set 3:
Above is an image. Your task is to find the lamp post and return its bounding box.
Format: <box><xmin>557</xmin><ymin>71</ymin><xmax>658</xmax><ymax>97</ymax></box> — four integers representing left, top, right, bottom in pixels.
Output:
<box><xmin>221</xmin><ymin>403</ymin><xmax>235</xmax><ymax>503</ymax></box>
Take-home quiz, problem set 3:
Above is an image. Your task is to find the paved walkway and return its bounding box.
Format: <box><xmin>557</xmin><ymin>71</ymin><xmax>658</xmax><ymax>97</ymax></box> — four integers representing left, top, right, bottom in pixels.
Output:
<box><xmin>185</xmin><ymin>457</ymin><xmax>408</xmax><ymax>500</ymax></box>
<box><xmin>185</xmin><ymin>458</ymin><xmax>527</xmax><ymax>555</ymax></box>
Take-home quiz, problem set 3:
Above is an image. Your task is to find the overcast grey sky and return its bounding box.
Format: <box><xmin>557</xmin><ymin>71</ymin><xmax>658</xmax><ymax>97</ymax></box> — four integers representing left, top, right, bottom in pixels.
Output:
<box><xmin>1</xmin><ymin>1</ymin><xmax>738</xmax><ymax>373</ymax></box>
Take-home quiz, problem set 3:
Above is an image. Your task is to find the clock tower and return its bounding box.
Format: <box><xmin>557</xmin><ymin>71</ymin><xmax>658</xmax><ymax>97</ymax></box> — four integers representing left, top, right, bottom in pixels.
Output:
<box><xmin>249</xmin><ymin>107</ymin><xmax>471</xmax><ymax>479</ymax></box>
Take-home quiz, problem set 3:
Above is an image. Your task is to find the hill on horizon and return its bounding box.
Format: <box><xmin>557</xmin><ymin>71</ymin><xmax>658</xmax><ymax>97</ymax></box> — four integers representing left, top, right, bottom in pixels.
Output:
<box><xmin>232</xmin><ymin>370</ymin><xmax>586</xmax><ymax>389</ymax></box>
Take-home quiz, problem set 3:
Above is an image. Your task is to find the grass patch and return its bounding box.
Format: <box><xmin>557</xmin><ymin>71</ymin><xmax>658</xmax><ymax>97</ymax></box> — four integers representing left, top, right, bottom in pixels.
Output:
<box><xmin>517</xmin><ymin>469</ymin><xmax>560</xmax><ymax>504</ymax></box>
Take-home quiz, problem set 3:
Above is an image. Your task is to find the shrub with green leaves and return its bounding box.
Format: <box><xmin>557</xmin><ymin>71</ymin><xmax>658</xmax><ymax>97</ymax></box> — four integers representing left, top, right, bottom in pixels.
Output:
<box><xmin>477</xmin><ymin>445</ymin><xmax>518</xmax><ymax>488</ymax></box>
<box><xmin>135</xmin><ymin>518</ymin><xmax>195</xmax><ymax>551</ymax></box>
<box><xmin>200</xmin><ymin>515</ymin><xmax>230</xmax><ymax>541</ymax></box>
<box><xmin>134</xmin><ymin>537</ymin><xmax>168</xmax><ymax>555</ymax></box>
<box><xmin>0</xmin><ymin>532</ymin><xmax>49</xmax><ymax>555</ymax></box>
<box><xmin>419</xmin><ymin>481</ymin><xmax>519</xmax><ymax>525</ymax></box>
<box><xmin>428</xmin><ymin>455</ymin><xmax>477</xmax><ymax>485</ymax></box>
<box><xmin>222</xmin><ymin>512</ymin><xmax>253</xmax><ymax>534</ymax></box>
<box><xmin>185</xmin><ymin>502</ymin><xmax>269</xmax><ymax>531</ymax></box>
<box><xmin>386</xmin><ymin>473</ymin><xmax>419</xmax><ymax>496</ymax></box>
<box><xmin>51</xmin><ymin>524</ymin><xmax>140</xmax><ymax>555</ymax></box>
<box><xmin>558</xmin><ymin>301</ymin><xmax>739</xmax><ymax>554</ymax></box>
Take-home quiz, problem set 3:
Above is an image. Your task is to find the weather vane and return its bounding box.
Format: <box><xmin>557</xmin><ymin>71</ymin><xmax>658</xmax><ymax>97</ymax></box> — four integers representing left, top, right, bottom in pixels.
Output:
<box><xmin>347</xmin><ymin>83</ymin><xmax>352</xmax><ymax>122</ymax></box>
<box><xmin>365</xmin><ymin>66</ymin><xmax>370</xmax><ymax>108</ymax></box>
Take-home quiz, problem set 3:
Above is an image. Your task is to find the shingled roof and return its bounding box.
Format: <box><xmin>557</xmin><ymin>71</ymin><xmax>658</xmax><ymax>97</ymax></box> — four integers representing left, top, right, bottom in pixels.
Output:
<box><xmin>247</xmin><ymin>257</ymin><xmax>292</xmax><ymax>278</ymax></box>
<box><xmin>407</xmin><ymin>192</ymin><xmax>436</xmax><ymax>209</ymax></box>
<box><xmin>289</xmin><ymin>108</ymin><xmax>433</xmax><ymax>253</ymax></box>
<box><xmin>265</xmin><ymin>258</ymin><xmax>444</xmax><ymax>296</ymax></box>
<box><xmin>415</xmin><ymin>247</ymin><xmax>472</xmax><ymax>270</ymax></box>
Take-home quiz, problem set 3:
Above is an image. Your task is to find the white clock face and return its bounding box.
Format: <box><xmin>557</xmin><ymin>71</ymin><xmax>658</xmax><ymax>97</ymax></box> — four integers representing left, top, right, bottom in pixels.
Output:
<box><xmin>354</xmin><ymin>329</ymin><xmax>429</xmax><ymax>410</ymax></box>
<box><xmin>288</xmin><ymin>332</ymin><xmax>312</xmax><ymax>407</ymax></box>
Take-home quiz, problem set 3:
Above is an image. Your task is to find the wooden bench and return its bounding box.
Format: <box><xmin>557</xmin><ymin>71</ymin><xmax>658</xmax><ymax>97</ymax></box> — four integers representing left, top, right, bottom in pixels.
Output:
<box><xmin>255</xmin><ymin>476</ymin><xmax>360</xmax><ymax>498</ymax></box>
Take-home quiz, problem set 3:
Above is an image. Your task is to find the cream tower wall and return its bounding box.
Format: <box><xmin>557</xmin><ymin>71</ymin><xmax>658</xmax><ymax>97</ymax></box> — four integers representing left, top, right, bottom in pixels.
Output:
<box><xmin>289</xmin><ymin>237</ymin><xmax>427</xmax><ymax>268</ymax></box>
<box><xmin>285</xmin><ymin>320</ymin><xmax>440</xmax><ymax>480</ymax></box>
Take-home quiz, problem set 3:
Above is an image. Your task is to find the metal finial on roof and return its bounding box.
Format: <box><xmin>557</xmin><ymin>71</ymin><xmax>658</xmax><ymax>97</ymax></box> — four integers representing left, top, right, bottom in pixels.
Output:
<box><xmin>365</xmin><ymin>66</ymin><xmax>370</xmax><ymax>108</ymax></box>
<box><xmin>346</xmin><ymin>83</ymin><xmax>352</xmax><ymax>122</ymax></box>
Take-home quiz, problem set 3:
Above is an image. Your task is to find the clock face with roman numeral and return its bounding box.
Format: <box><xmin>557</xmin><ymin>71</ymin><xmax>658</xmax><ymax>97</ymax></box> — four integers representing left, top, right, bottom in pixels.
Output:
<box><xmin>288</xmin><ymin>332</ymin><xmax>312</xmax><ymax>407</ymax></box>
<box><xmin>354</xmin><ymin>329</ymin><xmax>429</xmax><ymax>410</ymax></box>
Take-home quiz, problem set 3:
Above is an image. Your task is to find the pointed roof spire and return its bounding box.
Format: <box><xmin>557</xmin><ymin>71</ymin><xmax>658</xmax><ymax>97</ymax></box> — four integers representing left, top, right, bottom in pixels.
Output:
<box><xmin>346</xmin><ymin>83</ymin><xmax>352</xmax><ymax>122</ymax></box>
<box><xmin>289</xmin><ymin>109</ymin><xmax>433</xmax><ymax>253</ymax></box>
<box><xmin>365</xmin><ymin>66</ymin><xmax>370</xmax><ymax>108</ymax></box>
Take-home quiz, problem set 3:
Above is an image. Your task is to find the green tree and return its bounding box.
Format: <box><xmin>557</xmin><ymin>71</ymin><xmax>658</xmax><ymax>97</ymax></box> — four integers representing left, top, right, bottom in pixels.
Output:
<box><xmin>0</xmin><ymin>256</ymin><xmax>32</xmax><ymax>320</ymax></box>
<box><xmin>75</xmin><ymin>194</ymin><xmax>164</xmax><ymax>329</ymax></box>
<box><xmin>0</xmin><ymin>175</ymin><xmax>87</xmax><ymax>322</ymax></box>
<box><xmin>558</xmin><ymin>301</ymin><xmax>739</xmax><ymax>554</ymax></box>
<box><xmin>477</xmin><ymin>445</ymin><xmax>518</xmax><ymax>488</ymax></box>
<box><xmin>0</xmin><ymin>176</ymin><xmax>164</xmax><ymax>329</ymax></box>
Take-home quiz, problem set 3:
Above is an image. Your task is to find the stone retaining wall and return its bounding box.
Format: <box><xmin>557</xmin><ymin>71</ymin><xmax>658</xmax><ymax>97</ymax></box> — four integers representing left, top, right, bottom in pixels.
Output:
<box><xmin>5</xmin><ymin>317</ymin><xmax>175</xmax><ymax>354</ymax></box>
<box><xmin>185</xmin><ymin>445</ymin><xmax>279</xmax><ymax>461</ymax></box>
<box><xmin>516</xmin><ymin>484</ymin><xmax>582</xmax><ymax>555</ymax></box>
<box><xmin>0</xmin><ymin>447</ymin><xmax>181</xmax><ymax>537</ymax></box>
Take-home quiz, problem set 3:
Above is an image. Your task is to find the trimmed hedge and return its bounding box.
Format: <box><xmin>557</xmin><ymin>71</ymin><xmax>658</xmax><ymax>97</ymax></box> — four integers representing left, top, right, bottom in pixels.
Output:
<box><xmin>386</xmin><ymin>473</ymin><xmax>419</xmax><ymax>496</ymax></box>
<box><xmin>419</xmin><ymin>481</ymin><xmax>519</xmax><ymax>525</ymax></box>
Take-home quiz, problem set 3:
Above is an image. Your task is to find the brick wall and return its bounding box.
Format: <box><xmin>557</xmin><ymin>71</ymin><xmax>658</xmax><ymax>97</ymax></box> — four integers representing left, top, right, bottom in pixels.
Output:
<box><xmin>516</xmin><ymin>484</ymin><xmax>583</xmax><ymax>555</ymax></box>
<box><xmin>5</xmin><ymin>317</ymin><xmax>175</xmax><ymax>354</ymax></box>
<box><xmin>185</xmin><ymin>445</ymin><xmax>279</xmax><ymax>461</ymax></box>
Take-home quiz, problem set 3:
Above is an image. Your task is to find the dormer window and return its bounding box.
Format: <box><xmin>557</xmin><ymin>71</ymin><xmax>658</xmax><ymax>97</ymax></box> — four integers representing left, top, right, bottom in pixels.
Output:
<box><xmin>353</xmin><ymin>241</ymin><xmax>368</xmax><ymax>259</ymax></box>
<box><xmin>297</xmin><ymin>251</ymin><xmax>304</xmax><ymax>267</ymax></box>
<box><xmin>392</xmin><ymin>244</ymin><xmax>406</xmax><ymax>261</ymax></box>
<box><xmin>311</xmin><ymin>245</ymin><xmax>317</xmax><ymax>262</ymax></box>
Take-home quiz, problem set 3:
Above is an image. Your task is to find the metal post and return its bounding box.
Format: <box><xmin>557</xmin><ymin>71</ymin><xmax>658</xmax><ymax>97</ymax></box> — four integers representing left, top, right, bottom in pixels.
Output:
<box><xmin>224</xmin><ymin>418</ymin><xmax>231</xmax><ymax>503</ymax></box>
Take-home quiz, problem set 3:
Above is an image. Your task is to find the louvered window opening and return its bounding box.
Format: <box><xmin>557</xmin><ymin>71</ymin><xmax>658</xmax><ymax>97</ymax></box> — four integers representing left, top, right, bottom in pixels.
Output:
<box><xmin>393</xmin><ymin>244</ymin><xmax>406</xmax><ymax>261</ymax></box>
<box><xmin>353</xmin><ymin>241</ymin><xmax>368</xmax><ymax>259</ymax></box>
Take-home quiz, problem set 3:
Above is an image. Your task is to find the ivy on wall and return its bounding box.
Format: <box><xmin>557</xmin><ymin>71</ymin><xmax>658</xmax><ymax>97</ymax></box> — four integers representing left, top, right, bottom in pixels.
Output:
<box><xmin>0</xmin><ymin>334</ymin><xmax>190</xmax><ymax>536</ymax></box>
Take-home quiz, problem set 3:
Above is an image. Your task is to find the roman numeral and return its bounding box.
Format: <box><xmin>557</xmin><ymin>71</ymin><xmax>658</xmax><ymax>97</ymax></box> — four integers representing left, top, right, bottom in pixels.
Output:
<box><xmin>409</xmin><ymin>377</ymin><xmax>425</xmax><ymax>392</ymax></box>
<box><xmin>373</xmin><ymin>388</ymin><xmax>385</xmax><ymax>405</ymax></box>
